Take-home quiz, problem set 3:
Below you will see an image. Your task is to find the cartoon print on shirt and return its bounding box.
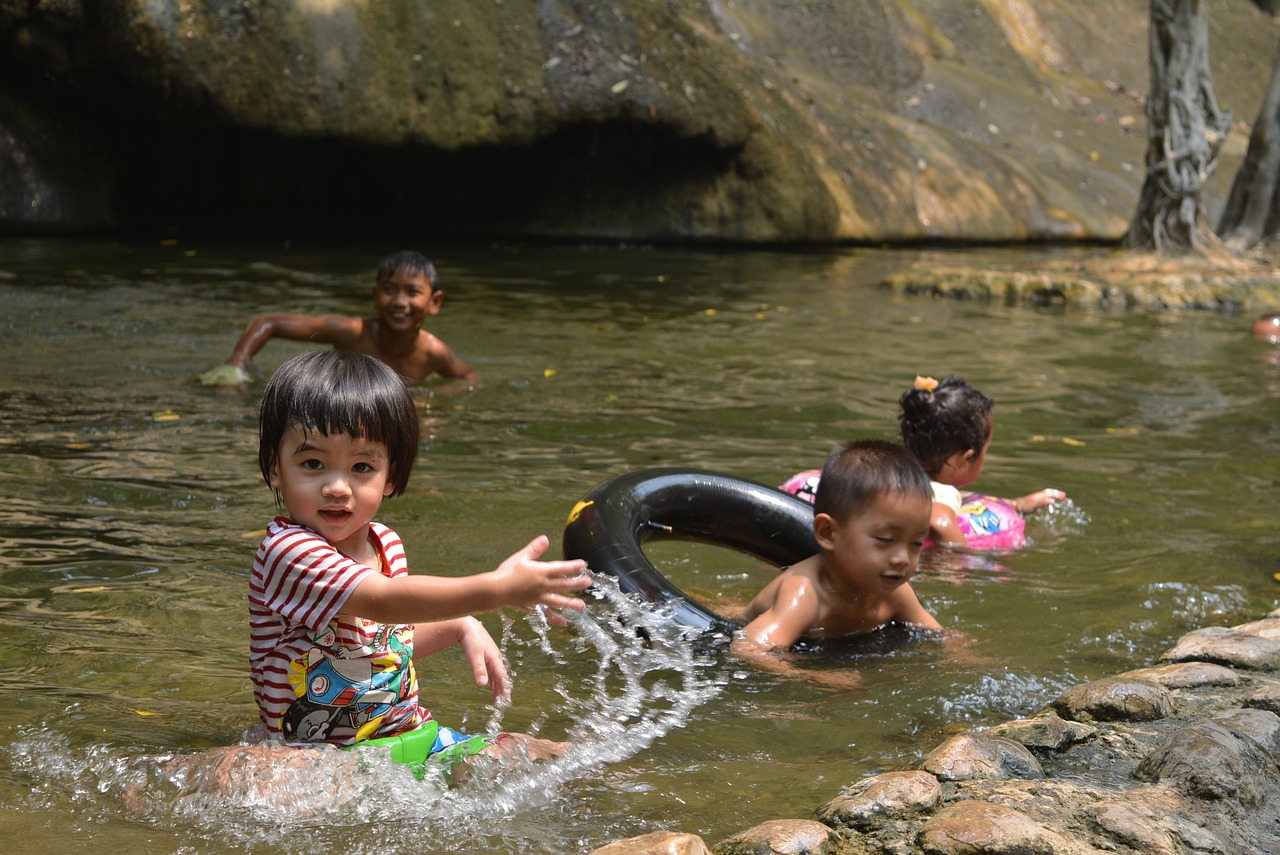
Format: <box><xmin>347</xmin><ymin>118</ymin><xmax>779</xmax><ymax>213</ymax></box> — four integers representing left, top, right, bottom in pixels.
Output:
<box><xmin>281</xmin><ymin>624</ymin><xmax>417</xmax><ymax>742</ymax></box>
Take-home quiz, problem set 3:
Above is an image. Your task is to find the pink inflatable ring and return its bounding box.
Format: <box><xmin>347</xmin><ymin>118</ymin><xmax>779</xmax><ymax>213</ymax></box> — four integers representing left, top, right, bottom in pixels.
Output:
<box><xmin>778</xmin><ymin>469</ymin><xmax>1026</xmax><ymax>551</ymax></box>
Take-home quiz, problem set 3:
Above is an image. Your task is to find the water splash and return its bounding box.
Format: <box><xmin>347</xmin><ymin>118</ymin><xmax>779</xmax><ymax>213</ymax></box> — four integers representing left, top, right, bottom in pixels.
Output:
<box><xmin>1034</xmin><ymin>497</ymin><xmax>1091</xmax><ymax>535</ymax></box>
<box><xmin>3</xmin><ymin>577</ymin><xmax>725</xmax><ymax>853</ymax></box>
<box><xmin>937</xmin><ymin>670</ymin><xmax>1081</xmax><ymax>723</ymax></box>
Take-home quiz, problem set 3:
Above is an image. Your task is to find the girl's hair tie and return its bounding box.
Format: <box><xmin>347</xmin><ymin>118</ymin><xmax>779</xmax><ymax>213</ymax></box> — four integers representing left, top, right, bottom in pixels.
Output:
<box><xmin>914</xmin><ymin>375</ymin><xmax>938</xmax><ymax>392</ymax></box>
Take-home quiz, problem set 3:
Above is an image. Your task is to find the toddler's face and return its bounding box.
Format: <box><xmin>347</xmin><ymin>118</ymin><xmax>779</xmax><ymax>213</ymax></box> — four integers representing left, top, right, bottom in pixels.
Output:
<box><xmin>269</xmin><ymin>424</ymin><xmax>395</xmax><ymax>556</ymax></box>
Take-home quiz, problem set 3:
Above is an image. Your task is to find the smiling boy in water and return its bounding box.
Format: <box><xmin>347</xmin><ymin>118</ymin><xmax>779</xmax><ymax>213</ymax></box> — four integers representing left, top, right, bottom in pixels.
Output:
<box><xmin>202</xmin><ymin>250</ymin><xmax>477</xmax><ymax>390</ymax></box>
<box><xmin>733</xmin><ymin>440</ymin><xmax>939</xmax><ymax>670</ymax></box>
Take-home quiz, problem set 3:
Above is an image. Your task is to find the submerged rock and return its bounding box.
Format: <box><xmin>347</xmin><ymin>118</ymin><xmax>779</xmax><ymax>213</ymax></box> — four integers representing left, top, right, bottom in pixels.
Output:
<box><xmin>880</xmin><ymin>255</ymin><xmax>1280</xmax><ymax>312</ymax></box>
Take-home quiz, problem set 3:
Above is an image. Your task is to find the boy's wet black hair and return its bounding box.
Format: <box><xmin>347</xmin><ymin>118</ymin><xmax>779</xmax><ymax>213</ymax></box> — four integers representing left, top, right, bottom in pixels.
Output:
<box><xmin>376</xmin><ymin>250</ymin><xmax>438</xmax><ymax>288</ymax></box>
<box><xmin>898</xmin><ymin>375</ymin><xmax>993</xmax><ymax>476</ymax></box>
<box><xmin>814</xmin><ymin>439</ymin><xmax>932</xmax><ymax>522</ymax></box>
<box><xmin>258</xmin><ymin>350</ymin><xmax>420</xmax><ymax>497</ymax></box>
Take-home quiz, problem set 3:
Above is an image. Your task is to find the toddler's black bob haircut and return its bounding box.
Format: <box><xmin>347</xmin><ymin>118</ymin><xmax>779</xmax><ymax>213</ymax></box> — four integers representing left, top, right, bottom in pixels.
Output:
<box><xmin>258</xmin><ymin>350</ymin><xmax>420</xmax><ymax>497</ymax></box>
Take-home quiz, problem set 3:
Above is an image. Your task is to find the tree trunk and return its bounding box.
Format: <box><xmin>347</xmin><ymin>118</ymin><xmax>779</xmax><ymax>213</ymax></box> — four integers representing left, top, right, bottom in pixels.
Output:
<box><xmin>1217</xmin><ymin>46</ymin><xmax>1280</xmax><ymax>250</ymax></box>
<box><xmin>1122</xmin><ymin>0</ymin><xmax>1231</xmax><ymax>253</ymax></box>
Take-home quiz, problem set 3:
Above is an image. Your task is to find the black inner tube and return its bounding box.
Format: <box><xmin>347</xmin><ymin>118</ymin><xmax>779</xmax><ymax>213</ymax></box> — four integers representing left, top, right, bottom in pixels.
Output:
<box><xmin>562</xmin><ymin>468</ymin><xmax>819</xmax><ymax>635</ymax></box>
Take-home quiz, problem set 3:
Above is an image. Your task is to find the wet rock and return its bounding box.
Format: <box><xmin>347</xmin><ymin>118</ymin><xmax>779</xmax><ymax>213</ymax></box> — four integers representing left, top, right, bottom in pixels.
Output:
<box><xmin>917</xmin><ymin>801</ymin><xmax>1096</xmax><ymax>855</ymax></box>
<box><xmin>920</xmin><ymin>733</ymin><xmax>1044</xmax><ymax>782</ymax></box>
<box><xmin>1134</xmin><ymin>719</ymin><xmax>1280</xmax><ymax>802</ymax></box>
<box><xmin>881</xmin><ymin>268</ymin><xmax>1107</xmax><ymax>306</ymax></box>
<box><xmin>1244</xmin><ymin>683</ymin><xmax>1280</xmax><ymax>714</ymax></box>
<box><xmin>1048</xmin><ymin>676</ymin><xmax>1173</xmax><ymax>722</ymax></box>
<box><xmin>982</xmin><ymin>712</ymin><xmax>1097</xmax><ymax>753</ymax></box>
<box><xmin>590</xmin><ymin>830</ymin><xmax>711</xmax><ymax>855</ymax></box>
<box><xmin>1211</xmin><ymin>708</ymin><xmax>1280</xmax><ymax>754</ymax></box>
<box><xmin>1086</xmin><ymin>788</ymin><xmax>1228</xmax><ymax>855</ymax></box>
<box><xmin>714</xmin><ymin>819</ymin><xmax>835</xmax><ymax>855</ymax></box>
<box><xmin>1118</xmin><ymin>661</ymin><xmax>1240</xmax><ymax>688</ymax></box>
<box><xmin>1233</xmin><ymin>617</ymin><xmax>1280</xmax><ymax>640</ymax></box>
<box><xmin>815</xmin><ymin>770</ymin><xmax>942</xmax><ymax>830</ymax></box>
<box><xmin>1159</xmin><ymin>625</ymin><xmax>1280</xmax><ymax>670</ymax></box>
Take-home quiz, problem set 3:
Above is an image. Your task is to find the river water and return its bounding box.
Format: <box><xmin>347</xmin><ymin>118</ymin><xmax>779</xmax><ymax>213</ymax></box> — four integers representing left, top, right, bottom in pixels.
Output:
<box><xmin>0</xmin><ymin>238</ymin><xmax>1276</xmax><ymax>853</ymax></box>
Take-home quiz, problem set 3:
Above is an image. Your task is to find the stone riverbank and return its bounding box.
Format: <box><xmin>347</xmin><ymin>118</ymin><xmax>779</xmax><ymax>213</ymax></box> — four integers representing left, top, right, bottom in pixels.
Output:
<box><xmin>591</xmin><ymin>609</ymin><xmax>1280</xmax><ymax>855</ymax></box>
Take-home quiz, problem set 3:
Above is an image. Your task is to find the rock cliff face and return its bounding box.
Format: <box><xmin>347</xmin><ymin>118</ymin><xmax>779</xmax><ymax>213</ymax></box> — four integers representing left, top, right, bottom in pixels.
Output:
<box><xmin>0</xmin><ymin>0</ymin><xmax>1274</xmax><ymax>242</ymax></box>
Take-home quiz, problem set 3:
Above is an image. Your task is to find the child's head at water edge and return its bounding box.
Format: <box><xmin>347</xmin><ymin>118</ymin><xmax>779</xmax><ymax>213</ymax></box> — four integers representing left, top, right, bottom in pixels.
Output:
<box><xmin>899</xmin><ymin>374</ymin><xmax>993</xmax><ymax>487</ymax></box>
<box><xmin>258</xmin><ymin>351</ymin><xmax>420</xmax><ymax>547</ymax></box>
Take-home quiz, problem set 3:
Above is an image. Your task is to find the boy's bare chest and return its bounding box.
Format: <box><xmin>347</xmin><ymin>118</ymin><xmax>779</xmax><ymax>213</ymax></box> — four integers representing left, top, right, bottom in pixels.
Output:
<box><xmin>815</xmin><ymin>593</ymin><xmax>894</xmax><ymax>639</ymax></box>
<box><xmin>351</xmin><ymin>329</ymin><xmax>437</xmax><ymax>380</ymax></box>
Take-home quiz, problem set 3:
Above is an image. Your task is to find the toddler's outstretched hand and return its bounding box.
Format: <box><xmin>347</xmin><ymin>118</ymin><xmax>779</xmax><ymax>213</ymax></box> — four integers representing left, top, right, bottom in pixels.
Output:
<box><xmin>455</xmin><ymin>617</ymin><xmax>512</xmax><ymax>704</ymax></box>
<box><xmin>494</xmin><ymin>535</ymin><xmax>591</xmax><ymax>626</ymax></box>
<box><xmin>1015</xmin><ymin>488</ymin><xmax>1067</xmax><ymax>514</ymax></box>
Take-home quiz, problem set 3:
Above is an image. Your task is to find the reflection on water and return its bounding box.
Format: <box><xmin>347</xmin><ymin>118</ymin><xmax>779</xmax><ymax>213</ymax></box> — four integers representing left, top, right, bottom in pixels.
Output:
<box><xmin>0</xmin><ymin>239</ymin><xmax>1277</xmax><ymax>853</ymax></box>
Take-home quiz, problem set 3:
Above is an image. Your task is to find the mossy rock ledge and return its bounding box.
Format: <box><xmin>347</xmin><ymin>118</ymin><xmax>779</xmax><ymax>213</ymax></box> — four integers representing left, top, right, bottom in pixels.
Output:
<box><xmin>882</xmin><ymin>252</ymin><xmax>1280</xmax><ymax>312</ymax></box>
<box><xmin>592</xmin><ymin>610</ymin><xmax>1280</xmax><ymax>855</ymax></box>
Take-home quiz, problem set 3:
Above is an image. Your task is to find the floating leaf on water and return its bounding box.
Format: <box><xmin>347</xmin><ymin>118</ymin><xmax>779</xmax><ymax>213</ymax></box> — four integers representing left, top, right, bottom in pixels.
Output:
<box><xmin>611</xmin><ymin>80</ymin><xmax>629</xmax><ymax>94</ymax></box>
<box><xmin>1062</xmin><ymin>437</ymin><xmax>1086</xmax><ymax>446</ymax></box>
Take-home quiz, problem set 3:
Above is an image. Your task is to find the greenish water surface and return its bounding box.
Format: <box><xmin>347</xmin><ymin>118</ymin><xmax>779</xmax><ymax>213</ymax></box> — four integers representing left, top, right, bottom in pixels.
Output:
<box><xmin>0</xmin><ymin>239</ymin><xmax>1276</xmax><ymax>853</ymax></box>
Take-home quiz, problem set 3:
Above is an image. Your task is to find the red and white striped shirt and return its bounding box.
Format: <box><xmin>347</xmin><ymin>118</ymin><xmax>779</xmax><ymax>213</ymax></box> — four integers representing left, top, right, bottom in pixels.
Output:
<box><xmin>248</xmin><ymin>518</ymin><xmax>431</xmax><ymax>744</ymax></box>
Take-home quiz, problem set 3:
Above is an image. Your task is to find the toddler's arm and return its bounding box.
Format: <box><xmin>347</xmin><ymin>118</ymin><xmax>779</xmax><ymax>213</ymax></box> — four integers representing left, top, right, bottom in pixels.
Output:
<box><xmin>415</xmin><ymin>616</ymin><xmax>511</xmax><ymax>704</ymax></box>
<box><xmin>889</xmin><ymin>583</ymin><xmax>942</xmax><ymax>632</ymax></box>
<box><xmin>342</xmin><ymin>535</ymin><xmax>590</xmax><ymax>626</ymax></box>
<box><xmin>732</xmin><ymin>575</ymin><xmax>821</xmax><ymax>655</ymax></box>
<box><xmin>929</xmin><ymin>501</ymin><xmax>968</xmax><ymax>547</ymax></box>
<box><xmin>1009</xmin><ymin>488</ymin><xmax>1066</xmax><ymax>514</ymax></box>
